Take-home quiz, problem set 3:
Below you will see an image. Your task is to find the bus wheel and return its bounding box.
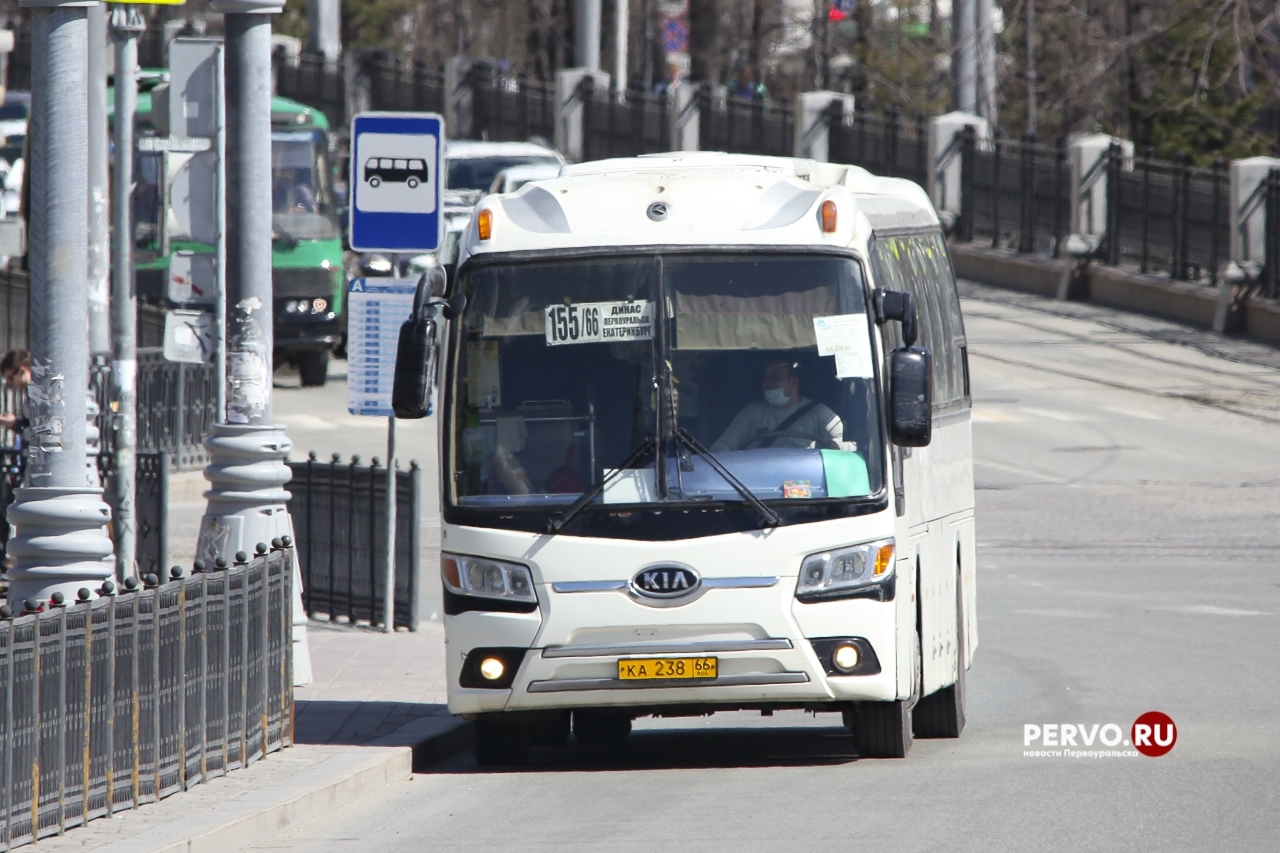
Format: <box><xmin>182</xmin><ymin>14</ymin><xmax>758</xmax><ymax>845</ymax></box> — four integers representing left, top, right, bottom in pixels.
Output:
<box><xmin>298</xmin><ymin>351</ymin><xmax>330</xmax><ymax>387</ymax></box>
<box><xmin>573</xmin><ymin>711</ymin><xmax>632</xmax><ymax>746</ymax></box>
<box><xmin>847</xmin><ymin>700</ymin><xmax>913</xmax><ymax>758</ymax></box>
<box><xmin>407</xmin><ymin>177</ymin><xmax>419</xmax><ymax>188</ymax></box>
<box><xmin>369</xmin><ymin>176</ymin><xmax>381</xmax><ymax>187</ymax></box>
<box><xmin>914</xmin><ymin>570</ymin><xmax>967</xmax><ymax>739</ymax></box>
<box><xmin>473</xmin><ymin>716</ymin><xmax>531</xmax><ymax>766</ymax></box>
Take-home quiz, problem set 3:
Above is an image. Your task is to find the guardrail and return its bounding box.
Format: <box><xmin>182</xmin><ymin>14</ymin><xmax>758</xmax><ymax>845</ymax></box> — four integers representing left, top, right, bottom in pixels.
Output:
<box><xmin>286</xmin><ymin>454</ymin><xmax>421</xmax><ymax>630</ymax></box>
<box><xmin>0</xmin><ymin>547</ymin><xmax>295</xmax><ymax>851</ymax></box>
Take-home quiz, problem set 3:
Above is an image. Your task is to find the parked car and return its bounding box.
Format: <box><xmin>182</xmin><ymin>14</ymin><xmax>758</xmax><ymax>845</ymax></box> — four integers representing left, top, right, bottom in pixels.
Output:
<box><xmin>488</xmin><ymin>162</ymin><xmax>563</xmax><ymax>194</ymax></box>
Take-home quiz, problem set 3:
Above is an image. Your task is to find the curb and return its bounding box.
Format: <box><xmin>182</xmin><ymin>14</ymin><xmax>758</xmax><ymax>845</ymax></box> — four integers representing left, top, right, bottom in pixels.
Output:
<box><xmin>950</xmin><ymin>241</ymin><xmax>1280</xmax><ymax>349</ymax></box>
<box><xmin>87</xmin><ymin>715</ymin><xmax>471</xmax><ymax>853</ymax></box>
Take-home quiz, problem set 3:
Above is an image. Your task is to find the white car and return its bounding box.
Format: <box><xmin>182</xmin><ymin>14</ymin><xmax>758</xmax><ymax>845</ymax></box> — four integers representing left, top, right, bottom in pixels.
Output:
<box><xmin>445</xmin><ymin>140</ymin><xmax>563</xmax><ymax>205</ymax></box>
<box><xmin>488</xmin><ymin>162</ymin><xmax>562</xmax><ymax>195</ymax></box>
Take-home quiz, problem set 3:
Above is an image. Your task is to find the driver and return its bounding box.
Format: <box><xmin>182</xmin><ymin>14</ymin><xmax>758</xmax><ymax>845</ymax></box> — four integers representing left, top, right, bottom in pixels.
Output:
<box><xmin>711</xmin><ymin>359</ymin><xmax>844</xmax><ymax>452</ymax></box>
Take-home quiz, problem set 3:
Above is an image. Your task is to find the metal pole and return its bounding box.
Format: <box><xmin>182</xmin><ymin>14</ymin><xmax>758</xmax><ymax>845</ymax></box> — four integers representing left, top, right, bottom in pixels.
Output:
<box><xmin>1025</xmin><ymin>0</ymin><xmax>1036</xmax><ymax>137</ymax></box>
<box><xmin>383</xmin><ymin>417</ymin><xmax>395</xmax><ymax>633</ymax></box>
<box><xmin>110</xmin><ymin>6</ymin><xmax>145</xmax><ymax>584</ymax></box>
<box><xmin>975</xmin><ymin>0</ymin><xmax>996</xmax><ymax>127</ymax></box>
<box><xmin>87</xmin><ymin>3</ymin><xmax>111</xmax><ymax>357</ymax></box>
<box><xmin>614</xmin><ymin>0</ymin><xmax>627</xmax><ymax>95</ymax></box>
<box><xmin>199</xmin><ymin>0</ymin><xmax>311</xmax><ymax>686</ymax></box>
<box><xmin>6</xmin><ymin>0</ymin><xmax>115</xmax><ymax>605</ymax></box>
<box><xmin>952</xmin><ymin>0</ymin><xmax>976</xmax><ymax>113</ymax></box>
<box><xmin>215</xmin><ymin>43</ymin><xmax>227</xmax><ymax>422</ymax></box>
<box><xmin>576</xmin><ymin>0</ymin><xmax>601</xmax><ymax>71</ymax></box>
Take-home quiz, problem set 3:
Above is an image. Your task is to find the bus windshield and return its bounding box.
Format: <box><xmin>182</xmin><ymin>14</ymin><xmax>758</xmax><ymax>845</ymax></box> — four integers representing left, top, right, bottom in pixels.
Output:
<box><xmin>271</xmin><ymin>130</ymin><xmax>340</xmax><ymax>241</ymax></box>
<box><xmin>450</xmin><ymin>253</ymin><xmax>883</xmax><ymax>513</ymax></box>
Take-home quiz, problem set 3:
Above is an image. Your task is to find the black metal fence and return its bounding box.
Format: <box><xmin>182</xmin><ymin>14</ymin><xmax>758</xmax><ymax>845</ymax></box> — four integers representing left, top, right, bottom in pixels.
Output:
<box><xmin>368</xmin><ymin>56</ymin><xmax>446</xmax><ymax>117</ymax></box>
<box><xmin>830</xmin><ymin>106</ymin><xmax>929</xmax><ymax>187</ymax></box>
<box><xmin>956</xmin><ymin>131</ymin><xmax>1070</xmax><ymax>256</ymax></box>
<box><xmin>699</xmin><ymin>88</ymin><xmax>793</xmax><ymax>158</ymax></box>
<box><xmin>582</xmin><ymin>86</ymin><xmax>671</xmax><ymax>160</ymax></box>
<box><xmin>0</xmin><ymin>548</ymin><xmax>294</xmax><ymax>851</ymax></box>
<box><xmin>0</xmin><ymin>451</ymin><xmax>169</xmax><ymax>581</ymax></box>
<box><xmin>470</xmin><ymin>70</ymin><xmax>556</xmax><ymax>144</ymax></box>
<box><xmin>274</xmin><ymin>53</ymin><xmax>346</xmax><ymax>130</ymax></box>
<box><xmin>286</xmin><ymin>454</ymin><xmax>420</xmax><ymax>630</ymax></box>
<box><xmin>131</xmin><ymin>349</ymin><xmax>217</xmax><ymax>469</ymax></box>
<box><xmin>1108</xmin><ymin>147</ymin><xmax>1229</xmax><ymax>281</ymax></box>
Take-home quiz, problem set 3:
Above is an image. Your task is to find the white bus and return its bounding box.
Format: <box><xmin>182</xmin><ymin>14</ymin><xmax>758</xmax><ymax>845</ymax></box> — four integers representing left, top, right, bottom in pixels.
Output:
<box><xmin>393</xmin><ymin>152</ymin><xmax>976</xmax><ymax>764</ymax></box>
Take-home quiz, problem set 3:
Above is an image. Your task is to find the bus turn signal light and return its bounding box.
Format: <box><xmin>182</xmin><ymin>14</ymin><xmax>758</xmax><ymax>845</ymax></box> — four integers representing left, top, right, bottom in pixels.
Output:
<box><xmin>477</xmin><ymin>208</ymin><xmax>493</xmax><ymax>240</ymax></box>
<box><xmin>820</xmin><ymin>199</ymin><xmax>838</xmax><ymax>233</ymax></box>
<box><xmin>874</xmin><ymin>544</ymin><xmax>894</xmax><ymax>576</ymax></box>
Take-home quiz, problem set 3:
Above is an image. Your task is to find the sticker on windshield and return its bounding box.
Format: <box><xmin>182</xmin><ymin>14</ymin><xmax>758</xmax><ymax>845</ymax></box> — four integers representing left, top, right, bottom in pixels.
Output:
<box><xmin>813</xmin><ymin>314</ymin><xmax>874</xmax><ymax>378</ymax></box>
<box><xmin>545</xmin><ymin>301</ymin><xmax>654</xmax><ymax>346</ymax></box>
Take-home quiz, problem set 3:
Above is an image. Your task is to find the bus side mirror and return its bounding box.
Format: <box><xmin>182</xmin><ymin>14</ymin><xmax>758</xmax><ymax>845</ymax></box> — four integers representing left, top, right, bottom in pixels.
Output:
<box><xmin>392</xmin><ymin>315</ymin><xmax>436</xmax><ymax>419</ymax></box>
<box><xmin>393</xmin><ymin>264</ymin><xmax>451</xmax><ymax>419</ymax></box>
<box><xmin>873</xmin><ymin>289</ymin><xmax>918</xmax><ymax>347</ymax></box>
<box><xmin>889</xmin><ymin>346</ymin><xmax>932</xmax><ymax>447</ymax></box>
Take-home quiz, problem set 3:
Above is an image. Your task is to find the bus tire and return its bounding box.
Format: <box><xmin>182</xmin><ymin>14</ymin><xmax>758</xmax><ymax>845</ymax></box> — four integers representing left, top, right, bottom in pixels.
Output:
<box><xmin>848</xmin><ymin>700</ymin><xmax>913</xmax><ymax>758</ymax></box>
<box><xmin>407</xmin><ymin>177</ymin><xmax>419</xmax><ymax>188</ymax></box>
<box><xmin>473</xmin><ymin>716</ymin><xmax>531</xmax><ymax>766</ymax></box>
<box><xmin>369</xmin><ymin>176</ymin><xmax>381</xmax><ymax>187</ymax></box>
<box><xmin>573</xmin><ymin>711</ymin><xmax>632</xmax><ymax>746</ymax></box>
<box><xmin>298</xmin><ymin>351</ymin><xmax>330</xmax><ymax>387</ymax></box>
<box><xmin>914</xmin><ymin>570</ymin><xmax>967</xmax><ymax>739</ymax></box>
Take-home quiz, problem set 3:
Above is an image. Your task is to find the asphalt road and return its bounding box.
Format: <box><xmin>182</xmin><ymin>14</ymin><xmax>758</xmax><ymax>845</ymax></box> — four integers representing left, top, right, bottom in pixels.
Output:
<box><xmin>250</xmin><ymin>281</ymin><xmax>1280</xmax><ymax>852</ymax></box>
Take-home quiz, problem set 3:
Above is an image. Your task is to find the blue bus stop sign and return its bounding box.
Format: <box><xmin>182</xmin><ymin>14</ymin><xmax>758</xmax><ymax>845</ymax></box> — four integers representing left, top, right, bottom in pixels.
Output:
<box><xmin>349</xmin><ymin>112</ymin><xmax>445</xmax><ymax>253</ymax></box>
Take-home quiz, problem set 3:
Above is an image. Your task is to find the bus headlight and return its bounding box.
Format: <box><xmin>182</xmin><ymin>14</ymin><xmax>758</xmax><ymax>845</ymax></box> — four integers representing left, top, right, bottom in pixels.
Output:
<box><xmin>795</xmin><ymin>540</ymin><xmax>894</xmax><ymax>602</ymax></box>
<box><xmin>442</xmin><ymin>553</ymin><xmax>537</xmax><ymax>604</ymax></box>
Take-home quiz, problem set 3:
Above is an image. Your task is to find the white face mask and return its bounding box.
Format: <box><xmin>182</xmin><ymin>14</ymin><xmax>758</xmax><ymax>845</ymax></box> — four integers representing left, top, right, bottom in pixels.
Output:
<box><xmin>763</xmin><ymin>387</ymin><xmax>790</xmax><ymax>407</ymax></box>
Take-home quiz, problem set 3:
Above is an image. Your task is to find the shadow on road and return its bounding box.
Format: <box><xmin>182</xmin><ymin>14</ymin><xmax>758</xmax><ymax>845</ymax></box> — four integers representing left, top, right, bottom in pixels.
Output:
<box><xmin>429</xmin><ymin>724</ymin><xmax>860</xmax><ymax>773</ymax></box>
<box><xmin>296</xmin><ymin>700</ymin><xmax>451</xmax><ymax>747</ymax></box>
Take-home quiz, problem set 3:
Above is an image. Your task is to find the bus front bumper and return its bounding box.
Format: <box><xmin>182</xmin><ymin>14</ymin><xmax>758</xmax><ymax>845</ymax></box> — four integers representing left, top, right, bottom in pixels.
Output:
<box><xmin>444</xmin><ymin>584</ymin><xmax>901</xmax><ymax>717</ymax></box>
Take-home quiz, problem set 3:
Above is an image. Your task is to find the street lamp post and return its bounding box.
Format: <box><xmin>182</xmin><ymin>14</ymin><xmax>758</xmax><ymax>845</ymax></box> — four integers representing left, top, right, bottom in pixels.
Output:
<box><xmin>110</xmin><ymin>4</ymin><xmax>145</xmax><ymax>583</ymax></box>
<box><xmin>198</xmin><ymin>0</ymin><xmax>311</xmax><ymax>683</ymax></box>
<box><xmin>6</xmin><ymin>0</ymin><xmax>115</xmax><ymax>607</ymax></box>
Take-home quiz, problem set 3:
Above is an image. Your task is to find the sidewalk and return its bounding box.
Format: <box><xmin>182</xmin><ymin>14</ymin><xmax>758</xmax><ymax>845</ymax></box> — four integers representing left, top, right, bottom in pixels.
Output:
<box><xmin>34</xmin><ymin>621</ymin><xmax>461</xmax><ymax>853</ymax></box>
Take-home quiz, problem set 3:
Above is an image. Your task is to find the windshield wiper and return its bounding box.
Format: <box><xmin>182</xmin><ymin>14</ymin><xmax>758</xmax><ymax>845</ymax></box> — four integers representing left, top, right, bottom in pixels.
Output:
<box><xmin>272</xmin><ymin>222</ymin><xmax>300</xmax><ymax>248</ymax></box>
<box><xmin>548</xmin><ymin>437</ymin><xmax>656</xmax><ymax>533</ymax></box>
<box><xmin>675</xmin><ymin>428</ymin><xmax>781</xmax><ymax>527</ymax></box>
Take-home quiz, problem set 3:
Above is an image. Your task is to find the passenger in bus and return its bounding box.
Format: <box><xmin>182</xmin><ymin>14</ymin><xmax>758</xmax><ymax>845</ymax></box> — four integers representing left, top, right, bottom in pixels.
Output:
<box><xmin>711</xmin><ymin>358</ymin><xmax>845</xmax><ymax>452</ymax></box>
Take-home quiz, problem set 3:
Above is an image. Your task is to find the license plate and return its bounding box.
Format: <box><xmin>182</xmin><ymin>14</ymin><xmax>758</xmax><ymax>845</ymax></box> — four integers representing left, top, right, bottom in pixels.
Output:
<box><xmin>617</xmin><ymin>657</ymin><xmax>718</xmax><ymax>681</ymax></box>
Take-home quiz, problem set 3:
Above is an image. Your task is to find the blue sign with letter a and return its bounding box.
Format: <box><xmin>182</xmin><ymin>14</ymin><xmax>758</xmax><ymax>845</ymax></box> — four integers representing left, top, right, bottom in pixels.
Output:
<box><xmin>349</xmin><ymin>112</ymin><xmax>445</xmax><ymax>253</ymax></box>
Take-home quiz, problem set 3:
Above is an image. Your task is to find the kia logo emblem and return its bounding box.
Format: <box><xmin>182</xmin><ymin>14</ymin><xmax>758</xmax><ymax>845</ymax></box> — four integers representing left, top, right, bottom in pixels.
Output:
<box><xmin>630</xmin><ymin>566</ymin><xmax>700</xmax><ymax>600</ymax></box>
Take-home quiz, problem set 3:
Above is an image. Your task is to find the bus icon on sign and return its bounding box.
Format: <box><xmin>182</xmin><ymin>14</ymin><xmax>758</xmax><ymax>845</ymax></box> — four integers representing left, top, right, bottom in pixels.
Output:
<box><xmin>364</xmin><ymin>158</ymin><xmax>427</xmax><ymax>188</ymax></box>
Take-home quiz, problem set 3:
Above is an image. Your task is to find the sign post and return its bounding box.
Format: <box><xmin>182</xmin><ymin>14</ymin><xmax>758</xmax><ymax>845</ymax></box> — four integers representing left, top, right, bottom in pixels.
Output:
<box><xmin>347</xmin><ymin>278</ymin><xmax>417</xmax><ymax>632</ymax></box>
<box><xmin>348</xmin><ymin>111</ymin><xmax>444</xmax><ymax>632</ymax></box>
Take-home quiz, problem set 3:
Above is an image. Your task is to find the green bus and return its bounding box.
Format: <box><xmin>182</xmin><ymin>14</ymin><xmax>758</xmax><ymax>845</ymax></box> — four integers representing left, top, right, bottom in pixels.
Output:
<box><xmin>114</xmin><ymin>78</ymin><xmax>345</xmax><ymax>386</ymax></box>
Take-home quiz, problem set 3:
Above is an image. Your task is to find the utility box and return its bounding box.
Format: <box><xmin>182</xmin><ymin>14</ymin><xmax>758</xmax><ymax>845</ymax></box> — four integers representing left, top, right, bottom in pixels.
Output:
<box><xmin>1069</xmin><ymin>134</ymin><xmax>1133</xmax><ymax>238</ymax></box>
<box><xmin>165</xmin><ymin>150</ymin><xmax>218</xmax><ymax>246</ymax></box>
<box><xmin>927</xmin><ymin>111</ymin><xmax>991</xmax><ymax>220</ymax></box>
<box><xmin>793</xmin><ymin>91</ymin><xmax>854</xmax><ymax>163</ymax></box>
<box><xmin>1229</xmin><ymin>157</ymin><xmax>1280</xmax><ymax>264</ymax></box>
<box><xmin>168</xmin><ymin>250</ymin><xmax>217</xmax><ymax>305</ymax></box>
<box><xmin>168</xmin><ymin>37</ymin><xmax>220</xmax><ymax>140</ymax></box>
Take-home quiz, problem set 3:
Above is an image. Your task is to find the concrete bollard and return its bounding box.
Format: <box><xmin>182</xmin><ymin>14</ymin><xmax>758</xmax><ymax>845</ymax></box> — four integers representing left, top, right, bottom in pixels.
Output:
<box><xmin>928</xmin><ymin>111</ymin><xmax>990</xmax><ymax>228</ymax></box>
<box><xmin>554</xmin><ymin>67</ymin><xmax>609</xmax><ymax>163</ymax></box>
<box><xmin>1069</xmin><ymin>134</ymin><xmax>1133</xmax><ymax>240</ymax></box>
<box><xmin>793</xmin><ymin>91</ymin><xmax>854</xmax><ymax>163</ymax></box>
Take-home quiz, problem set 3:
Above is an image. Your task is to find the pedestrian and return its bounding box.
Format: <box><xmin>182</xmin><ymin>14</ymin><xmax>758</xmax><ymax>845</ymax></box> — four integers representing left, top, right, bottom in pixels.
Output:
<box><xmin>0</xmin><ymin>347</ymin><xmax>31</xmax><ymax>437</ymax></box>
